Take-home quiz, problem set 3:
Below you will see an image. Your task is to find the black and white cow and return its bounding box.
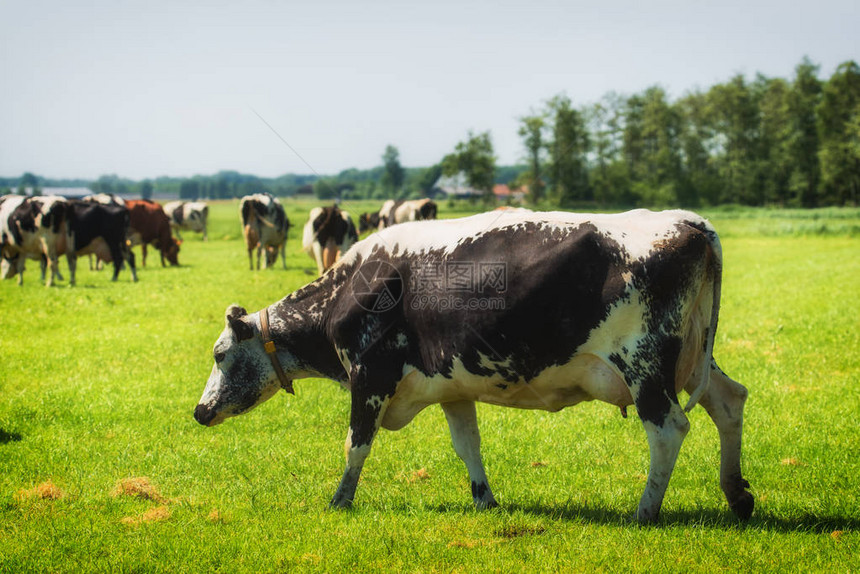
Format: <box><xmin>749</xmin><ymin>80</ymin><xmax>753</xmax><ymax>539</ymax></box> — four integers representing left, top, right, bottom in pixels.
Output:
<box><xmin>360</xmin><ymin>199</ymin><xmax>437</xmax><ymax>232</ymax></box>
<box><xmin>301</xmin><ymin>204</ymin><xmax>358</xmax><ymax>275</ymax></box>
<box><xmin>164</xmin><ymin>200</ymin><xmax>209</xmax><ymax>241</ymax></box>
<box><xmin>239</xmin><ymin>194</ymin><xmax>290</xmax><ymax>270</ymax></box>
<box><xmin>82</xmin><ymin>193</ymin><xmax>126</xmax><ymax>269</ymax></box>
<box><xmin>195</xmin><ymin>209</ymin><xmax>753</xmax><ymax>523</ymax></box>
<box><xmin>1</xmin><ymin>194</ymin><xmax>67</xmax><ymax>286</ymax></box>
<box><xmin>61</xmin><ymin>200</ymin><xmax>138</xmax><ymax>285</ymax></box>
<box><xmin>381</xmin><ymin>198</ymin><xmax>437</xmax><ymax>228</ymax></box>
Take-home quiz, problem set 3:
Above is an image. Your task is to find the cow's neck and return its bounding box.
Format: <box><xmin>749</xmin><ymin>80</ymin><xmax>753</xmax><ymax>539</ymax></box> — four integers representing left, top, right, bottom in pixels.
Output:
<box><xmin>267</xmin><ymin>271</ymin><xmax>347</xmax><ymax>383</ymax></box>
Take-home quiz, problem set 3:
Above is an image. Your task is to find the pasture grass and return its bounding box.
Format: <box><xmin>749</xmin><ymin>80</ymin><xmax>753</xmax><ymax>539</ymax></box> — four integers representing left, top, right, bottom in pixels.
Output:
<box><xmin>1</xmin><ymin>200</ymin><xmax>858</xmax><ymax>572</ymax></box>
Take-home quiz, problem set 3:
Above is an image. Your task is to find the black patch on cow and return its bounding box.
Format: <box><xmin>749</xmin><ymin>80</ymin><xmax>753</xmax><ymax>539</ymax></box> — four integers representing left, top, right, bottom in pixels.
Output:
<box><xmin>67</xmin><ymin>200</ymin><xmax>137</xmax><ymax>281</ymax></box>
<box><xmin>10</xmin><ymin>199</ymin><xmax>36</xmax><ymax>244</ymax></box>
<box><xmin>313</xmin><ymin>205</ymin><xmax>356</xmax><ymax>247</ymax></box>
<box><xmin>173</xmin><ymin>202</ymin><xmax>186</xmax><ymax>225</ymax></box>
<box><xmin>241</xmin><ymin>199</ymin><xmax>254</xmax><ymax>226</ymax></box>
<box><xmin>417</xmin><ymin>200</ymin><xmax>437</xmax><ymax>221</ymax></box>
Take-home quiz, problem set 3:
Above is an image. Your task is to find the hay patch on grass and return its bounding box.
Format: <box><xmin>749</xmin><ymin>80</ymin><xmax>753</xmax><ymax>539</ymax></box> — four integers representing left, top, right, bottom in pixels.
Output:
<box><xmin>397</xmin><ymin>468</ymin><xmax>431</xmax><ymax>483</ymax></box>
<box><xmin>112</xmin><ymin>477</ymin><xmax>166</xmax><ymax>502</ymax></box>
<box><xmin>15</xmin><ymin>480</ymin><xmax>65</xmax><ymax>502</ymax></box>
<box><xmin>207</xmin><ymin>509</ymin><xmax>224</xmax><ymax>522</ymax></box>
<box><xmin>121</xmin><ymin>505</ymin><xmax>171</xmax><ymax>526</ymax></box>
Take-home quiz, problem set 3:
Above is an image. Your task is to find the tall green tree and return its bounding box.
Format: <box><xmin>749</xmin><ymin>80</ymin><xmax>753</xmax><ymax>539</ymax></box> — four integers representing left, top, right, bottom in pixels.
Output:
<box><xmin>546</xmin><ymin>95</ymin><xmax>590</xmax><ymax>205</ymax></box>
<box><xmin>138</xmin><ymin>180</ymin><xmax>154</xmax><ymax>200</ymax></box>
<box><xmin>381</xmin><ymin>145</ymin><xmax>405</xmax><ymax>197</ymax></box>
<box><xmin>635</xmin><ymin>86</ymin><xmax>684</xmax><ymax>205</ymax></box>
<box><xmin>676</xmin><ymin>90</ymin><xmax>720</xmax><ymax>205</ymax></box>
<box><xmin>441</xmin><ymin>131</ymin><xmax>496</xmax><ymax>201</ymax></box>
<box><xmin>818</xmin><ymin>60</ymin><xmax>860</xmax><ymax>205</ymax></box>
<box><xmin>587</xmin><ymin>93</ymin><xmax>629</xmax><ymax>205</ymax></box>
<box><xmin>707</xmin><ymin>75</ymin><xmax>764</xmax><ymax>204</ymax></box>
<box><xmin>787</xmin><ymin>57</ymin><xmax>823</xmax><ymax>207</ymax></box>
<box><xmin>517</xmin><ymin>114</ymin><xmax>546</xmax><ymax>204</ymax></box>
<box><xmin>418</xmin><ymin>164</ymin><xmax>443</xmax><ymax>197</ymax></box>
<box><xmin>756</xmin><ymin>76</ymin><xmax>794</xmax><ymax>205</ymax></box>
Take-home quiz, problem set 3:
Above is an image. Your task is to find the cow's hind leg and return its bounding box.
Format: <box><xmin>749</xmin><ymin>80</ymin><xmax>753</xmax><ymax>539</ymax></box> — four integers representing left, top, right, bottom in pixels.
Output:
<box><xmin>695</xmin><ymin>361</ymin><xmax>754</xmax><ymax>520</ymax></box>
<box><xmin>441</xmin><ymin>400</ymin><xmax>497</xmax><ymax>509</ymax></box>
<box><xmin>330</xmin><ymin>386</ymin><xmax>391</xmax><ymax>509</ymax></box>
<box><xmin>635</xmin><ymin>394</ymin><xmax>690</xmax><ymax>523</ymax></box>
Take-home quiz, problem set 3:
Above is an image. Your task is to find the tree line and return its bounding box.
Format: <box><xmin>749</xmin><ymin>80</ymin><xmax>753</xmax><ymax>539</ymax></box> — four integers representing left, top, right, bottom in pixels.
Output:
<box><xmin>518</xmin><ymin>58</ymin><xmax>860</xmax><ymax>208</ymax></box>
<box><xmin>3</xmin><ymin>58</ymin><xmax>856</xmax><ymax>208</ymax></box>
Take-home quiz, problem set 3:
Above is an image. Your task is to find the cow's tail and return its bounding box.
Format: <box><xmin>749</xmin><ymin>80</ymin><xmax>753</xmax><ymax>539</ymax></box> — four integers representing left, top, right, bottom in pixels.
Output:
<box><xmin>683</xmin><ymin>221</ymin><xmax>723</xmax><ymax>413</ymax></box>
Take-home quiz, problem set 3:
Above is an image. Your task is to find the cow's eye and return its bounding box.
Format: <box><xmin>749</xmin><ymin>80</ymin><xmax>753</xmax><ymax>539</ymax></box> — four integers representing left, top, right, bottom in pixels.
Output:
<box><xmin>214</xmin><ymin>352</ymin><xmax>226</xmax><ymax>364</ymax></box>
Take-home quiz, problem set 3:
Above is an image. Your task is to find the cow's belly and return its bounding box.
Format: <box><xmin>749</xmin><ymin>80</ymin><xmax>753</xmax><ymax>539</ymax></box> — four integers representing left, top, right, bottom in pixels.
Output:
<box><xmin>381</xmin><ymin>352</ymin><xmax>632</xmax><ymax>431</ymax></box>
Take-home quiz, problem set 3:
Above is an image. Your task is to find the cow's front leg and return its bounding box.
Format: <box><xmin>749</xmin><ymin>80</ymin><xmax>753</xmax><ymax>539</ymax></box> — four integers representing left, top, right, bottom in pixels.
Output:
<box><xmin>637</xmin><ymin>400</ymin><xmax>690</xmax><ymax>523</ymax></box>
<box><xmin>330</xmin><ymin>391</ymin><xmax>391</xmax><ymax>509</ymax></box>
<box><xmin>441</xmin><ymin>400</ymin><xmax>497</xmax><ymax>509</ymax></box>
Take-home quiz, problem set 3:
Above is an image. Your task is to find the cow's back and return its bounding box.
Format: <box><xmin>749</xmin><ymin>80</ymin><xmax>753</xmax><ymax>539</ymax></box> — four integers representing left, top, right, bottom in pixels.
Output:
<box><xmin>332</xmin><ymin>209</ymin><xmax>719</xmax><ymax>385</ymax></box>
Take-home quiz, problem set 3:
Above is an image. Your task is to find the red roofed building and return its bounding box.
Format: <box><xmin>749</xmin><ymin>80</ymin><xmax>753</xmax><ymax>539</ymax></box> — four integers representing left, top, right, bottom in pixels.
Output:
<box><xmin>493</xmin><ymin>184</ymin><xmax>528</xmax><ymax>204</ymax></box>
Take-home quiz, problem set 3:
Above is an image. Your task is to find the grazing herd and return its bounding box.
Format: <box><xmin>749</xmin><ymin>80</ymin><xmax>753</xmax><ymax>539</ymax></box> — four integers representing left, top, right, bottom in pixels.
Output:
<box><xmin>1</xmin><ymin>192</ymin><xmax>437</xmax><ymax>285</ymax></box>
<box><xmin>4</xmin><ymin>190</ymin><xmax>754</xmax><ymax>524</ymax></box>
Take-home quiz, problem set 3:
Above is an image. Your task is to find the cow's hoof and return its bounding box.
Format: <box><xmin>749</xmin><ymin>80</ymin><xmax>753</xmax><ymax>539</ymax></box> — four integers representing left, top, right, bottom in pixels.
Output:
<box><xmin>729</xmin><ymin>490</ymin><xmax>754</xmax><ymax>521</ymax></box>
<box><xmin>475</xmin><ymin>498</ymin><xmax>498</xmax><ymax>510</ymax></box>
<box><xmin>328</xmin><ymin>497</ymin><xmax>354</xmax><ymax>510</ymax></box>
<box><xmin>635</xmin><ymin>507</ymin><xmax>660</xmax><ymax>525</ymax></box>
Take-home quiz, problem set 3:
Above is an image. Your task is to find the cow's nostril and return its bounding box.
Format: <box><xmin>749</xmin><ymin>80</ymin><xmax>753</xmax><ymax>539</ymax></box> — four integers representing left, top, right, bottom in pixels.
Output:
<box><xmin>194</xmin><ymin>403</ymin><xmax>214</xmax><ymax>426</ymax></box>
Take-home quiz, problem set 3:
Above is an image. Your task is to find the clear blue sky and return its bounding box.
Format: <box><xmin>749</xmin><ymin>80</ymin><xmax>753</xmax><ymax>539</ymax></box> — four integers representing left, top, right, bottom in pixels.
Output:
<box><xmin>1</xmin><ymin>0</ymin><xmax>856</xmax><ymax>180</ymax></box>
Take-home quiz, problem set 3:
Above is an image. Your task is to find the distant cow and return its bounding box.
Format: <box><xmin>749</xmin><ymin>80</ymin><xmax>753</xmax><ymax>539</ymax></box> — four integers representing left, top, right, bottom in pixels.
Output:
<box><xmin>1</xmin><ymin>195</ymin><xmax>67</xmax><ymax>286</ymax></box>
<box><xmin>125</xmin><ymin>200</ymin><xmax>181</xmax><ymax>267</ymax></box>
<box><xmin>59</xmin><ymin>200</ymin><xmax>138</xmax><ymax>285</ymax></box>
<box><xmin>195</xmin><ymin>209</ymin><xmax>754</xmax><ymax>524</ymax></box>
<box><xmin>374</xmin><ymin>199</ymin><xmax>438</xmax><ymax>230</ymax></box>
<box><xmin>301</xmin><ymin>204</ymin><xmax>358</xmax><ymax>275</ymax></box>
<box><xmin>164</xmin><ymin>200</ymin><xmax>209</xmax><ymax>241</ymax></box>
<box><xmin>359</xmin><ymin>199</ymin><xmax>437</xmax><ymax>233</ymax></box>
<box><xmin>239</xmin><ymin>194</ymin><xmax>290</xmax><ymax>270</ymax></box>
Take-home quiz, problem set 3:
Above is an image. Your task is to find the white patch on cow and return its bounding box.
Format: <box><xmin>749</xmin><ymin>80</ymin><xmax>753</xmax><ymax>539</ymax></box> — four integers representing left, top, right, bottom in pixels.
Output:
<box><xmin>346</xmin><ymin>209</ymin><xmax>711</xmax><ymax>265</ymax></box>
<box><xmin>337</xmin><ymin>348</ymin><xmax>353</xmax><ymax>374</ymax></box>
<box><xmin>381</xmin><ymin>350</ymin><xmax>633</xmax><ymax>431</ymax></box>
<box><xmin>477</xmin><ymin>350</ymin><xmax>514</xmax><ymax>373</ymax></box>
<box><xmin>365</xmin><ymin>395</ymin><xmax>384</xmax><ymax>409</ymax></box>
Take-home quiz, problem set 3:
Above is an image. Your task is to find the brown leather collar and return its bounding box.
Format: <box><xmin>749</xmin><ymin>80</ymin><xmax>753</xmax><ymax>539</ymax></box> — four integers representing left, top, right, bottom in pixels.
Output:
<box><xmin>259</xmin><ymin>306</ymin><xmax>294</xmax><ymax>394</ymax></box>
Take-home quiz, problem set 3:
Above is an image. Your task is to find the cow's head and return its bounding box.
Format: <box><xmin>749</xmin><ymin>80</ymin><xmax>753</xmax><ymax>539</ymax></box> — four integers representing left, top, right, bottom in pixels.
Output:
<box><xmin>264</xmin><ymin>245</ymin><xmax>279</xmax><ymax>268</ymax></box>
<box><xmin>194</xmin><ymin>305</ymin><xmax>291</xmax><ymax>427</ymax></box>
<box><xmin>165</xmin><ymin>237</ymin><xmax>181</xmax><ymax>266</ymax></box>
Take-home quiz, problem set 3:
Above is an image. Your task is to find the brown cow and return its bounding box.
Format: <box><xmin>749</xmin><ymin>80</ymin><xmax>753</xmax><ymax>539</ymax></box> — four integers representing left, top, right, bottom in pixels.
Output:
<box><xmin>125</xmin><ymin>200</ymin><xmax>181</xmax><ymax>267</ymax></box>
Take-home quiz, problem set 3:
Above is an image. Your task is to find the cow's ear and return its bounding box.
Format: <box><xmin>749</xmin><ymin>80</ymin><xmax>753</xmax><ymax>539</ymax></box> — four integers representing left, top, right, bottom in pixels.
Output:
<box><xmin>225</xmin><ymin>305</ymin><xmax>247</xmax><ymax>320</ymax></box>
<box><xmin>225</xmin><ymin>305</ymin><xmax>253</xmax><ymax>341</ymax></box>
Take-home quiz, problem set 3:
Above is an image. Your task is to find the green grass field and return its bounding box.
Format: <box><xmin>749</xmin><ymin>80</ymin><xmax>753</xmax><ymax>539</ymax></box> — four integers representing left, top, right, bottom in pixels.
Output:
<box><xmin>1</xmin><ymin>200</ymin><xmax>858</xmax><ymax>572</ymax></box>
